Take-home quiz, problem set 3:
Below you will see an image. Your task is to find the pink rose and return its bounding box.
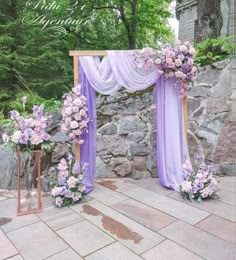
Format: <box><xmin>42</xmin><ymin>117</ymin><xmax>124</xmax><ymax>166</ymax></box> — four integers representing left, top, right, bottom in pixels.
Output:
<box><xmin>79</xmin><ymin>109</ymin><xmax>86</xmax><ymax>117</ymax></box>
<box><xmin>169</xmin><ymin>51</ymin><xmax>175</xmax><ymax>58</ymax></box>
<box><xmin>179</xmin><ymin>45</ymin><xmax>187</xmax><ymax>52</ymax></box>
<box><xmin>74</xmin><ymin>113</ymin><xmax>81</xmax><ymax>121</ymax></box>
<box><xmin>155</xmin><ymin>58</ymin><xmax>161</xmax><ymax>65</ymax></box>
<box><xmin>175</xmin><ymin>71</ymin><xmax>183</xmax><ymax>78</ymax></box>
<box><xmin>166</xmin><ymin>58</ymin><xmax>173</xmax><ymax>64</ymax></box>
<box><xmin>168</xmin><ymin>71</ymin><xmax>174</xmax><ymax>77</ymax></box>
<box><xmin>175</xmin><ymin>59</ymin><xmax>182</xmax><ymax>67</ymax></box>
<box><xmin>65</xmin><ymin>107</ymin><xmax>73</xmax><ymax>115</ymax></box>
<box><xmin>73</xmin><ymin>106</ymin><xmax>79</xmax><ymax>113</ymax></box>
<box><xmin>175</xmin><ymin>40</ymin><xmax>181</xmax><ymax>46</ymax></box>
<box><xmin>192</xmin><ymin>66</ymin><xmax>198</xmax><ymax>73</ymax></box>
<box><xmin>187</xmin><ymin>58</ymin><xmax>194</xmax><ymax>65</ymax></box>
<box><xmin>158</xmin><ymin>70</ymin><xmax>164</xmax><ymax>75</ymax></box>
<box><xmin>162</xmin><ymin>49</ymin><xmax>170</xmax><ymax>56</ymax></box>
<box><xmin>168</xmin><ymin>63</ymin><xmax>175</xmax><ymax>69</ymax></box>
<box><xmin>178</xmin><ymin>54</ymin><xmax>185</xmax><ymax>61</ymax></box>
<box><xmin>189</xmin><ymin>47</ymin><xmax>195</xmax><ymax>55</ymax></box>
<box><xmin>184</xmin><ymin>41</ymin><xmax>190</xmax><ymax>46</ymax></box>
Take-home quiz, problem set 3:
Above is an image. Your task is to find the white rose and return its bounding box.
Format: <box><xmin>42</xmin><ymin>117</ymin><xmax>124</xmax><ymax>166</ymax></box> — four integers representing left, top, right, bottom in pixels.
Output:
<box><xmin>12</xmin><ymin>131</ymin><xmax>22</xmax><ymax>143</ymax></box>
<box><xmin>70</xmin><ymin>121</ymin><xmax>79</xmax><ymax>129</ymax></box>
<box><xmin>67</xmin><ymin>176</ymin><xmax>78</xmax><ymax>188</ymax></box>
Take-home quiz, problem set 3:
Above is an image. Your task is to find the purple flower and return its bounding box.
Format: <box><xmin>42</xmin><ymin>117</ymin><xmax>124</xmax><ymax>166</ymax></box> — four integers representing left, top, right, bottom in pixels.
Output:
<box><xmin>10</xmin><ymin>110</ymin><xmax>19</xmax><ymax>119</ymax></box>
<box><xmin>19</xmin><ymin>132</ymin><xmax>29</xmax><ymax>144</ymax></box>
<box><xmin>41</xmin><ymin>133</ymin><xmax>50</xmax><ymax>141</ymax></box>
<box><xmin>33</xmin><ymin>105</ymin><xmax>44</xmax><ymax>119</ymax></box>
<box><xmin>21</xmin><ymin>96</ymin><xmax>27</xmax><ymax>104</ymax></box>
<box><xmin>55</xmin><ymin>197</ymin><xmax>64</xmax><ymax>207</ymax></box>
<box><xmin>72</xmin><ymin>162</ymin><xmax>81</xmax><ymax>175</ymax></box>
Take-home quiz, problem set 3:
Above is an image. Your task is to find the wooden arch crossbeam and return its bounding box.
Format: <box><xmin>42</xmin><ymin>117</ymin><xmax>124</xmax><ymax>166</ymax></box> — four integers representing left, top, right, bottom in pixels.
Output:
<box><xmin>69</xmin><ymin>50</ymin><xmax>188</xmax><ymax>141</ymax></box>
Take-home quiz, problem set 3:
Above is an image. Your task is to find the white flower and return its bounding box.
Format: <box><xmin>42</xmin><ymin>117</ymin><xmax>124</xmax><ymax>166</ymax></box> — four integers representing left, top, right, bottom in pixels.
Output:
<box><xmin>189</xmin><ymin>47</ymin><xmax>195</xmax><ymax>55</ymax></box>
<box><xmin>155</xmin><ymin>58</ymin><xmax>161</xmax><ymax>65</ymax></box>
<box><xmin>74</xmin><ymin>113</ymin><xmax>81</xmax><ymax>121</ymax></box>
<box><xmin>70</xmin><ymin>121</ymin><xmax>79</xmax><ymax>129</ymax></box>
<box><xmin>67</xmin><ymin>176</ymin><xmax>78</xmax><ymax>188</ymax></box>
<box><xmin>181</xmin><ymin>181</ymin><xmax>192</xmax><ymax>192</ymax></box>
<box><xmin>12</xmin><ymin>131</ymin><xmax>22</xmax><ymax>143</ymax></box>
<box><xmin>79</xmin><ymin>109</ymin><xmax>86</xmax><ymax>117</ymax></box>
<box><xmin>175</xmin><ymin>59</ymin><xmax>182</xmax><ymax>67</ymax></box>
<box><xmin>65</xmin><ymin>107</ymin><xmax>73</xmax><ymax>115</ymax></box>
<box><xmin>78</xmin><ymin>185</ymin><xmax>86</xmax><ymax>192</ymax></box>
<box><xmin>51</xmin><ymin>187</ymin><xmax>60</xmax><ymax>196</ymax></box>
<box><xmin>2</xmin><ymin>133</ymin><xmax>9</xmax><ymax>143</ymax></box>
<box><xmin>73</xmin><ymin>98</ymin><xmax>82</xmax><ymax>107</ymax></box>
<box><xmin>30</xmin><ymin>134</ymin><xmax>43</xmax><ymax>145</ymax></box>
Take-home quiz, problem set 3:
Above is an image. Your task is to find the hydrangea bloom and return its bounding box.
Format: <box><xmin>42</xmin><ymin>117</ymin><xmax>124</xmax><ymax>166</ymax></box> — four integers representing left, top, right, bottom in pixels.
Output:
<box><xmin>51</xmin><ymin>157</ymin><xmax>87</xmax><ymax>208</ymax></box>
<box><xmin>61</xmin><ymin>85</ymin><xmax>89</xmax><ymax>144</ymax></box>
<box><xmin>180</xmin><ymin>158</ymin><xmax>219</xmax><ymax>203</ymax></box>
<box><xmin>135</xmin><ymin>41</ymin><xmax>198</xmax><ymax>97</ymax></box>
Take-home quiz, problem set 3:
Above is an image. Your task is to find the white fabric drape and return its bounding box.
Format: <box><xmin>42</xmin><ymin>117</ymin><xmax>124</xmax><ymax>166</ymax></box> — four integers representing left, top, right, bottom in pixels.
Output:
<box><xmin>79</xmin><ymin>51</ymin><xmax>159</xmax><ymax>95</ymax></box>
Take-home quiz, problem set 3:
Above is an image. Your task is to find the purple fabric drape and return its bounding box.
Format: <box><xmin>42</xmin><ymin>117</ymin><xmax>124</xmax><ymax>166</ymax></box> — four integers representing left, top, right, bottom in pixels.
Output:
<box><xmin>79</xmin><ymin>66</ymin><xmax>97</xmax><ymax>193</ymax></box>
<box><xmin>156</xmin><ymin>76</ymin><xmax>184</xmax><ymax>191</ymax></box>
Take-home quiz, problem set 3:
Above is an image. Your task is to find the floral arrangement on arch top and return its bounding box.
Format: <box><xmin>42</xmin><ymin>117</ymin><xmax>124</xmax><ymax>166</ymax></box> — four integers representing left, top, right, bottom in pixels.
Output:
<box><xmin>50</xmin><ymin>156</ymin><xmax>87</xmax><ymax>207</ymax></box>
<box><xmin>1</xmin><ymin>96</ymin><xmax>52</xmax><ymax>152</ymax></box>
<box><xmin>61</xmin><ymin>85</ymin><xmax>89</xmax><ymax>144</ymax></box>
<box><xmin>135</xmin><ymin>40</ymin><xmax>198</xmax><ymax>96</ymax></box>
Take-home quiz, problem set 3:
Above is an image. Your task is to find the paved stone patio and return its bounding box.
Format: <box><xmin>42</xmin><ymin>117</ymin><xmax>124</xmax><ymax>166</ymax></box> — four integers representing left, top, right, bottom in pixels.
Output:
<box><xmin>0</xmin><ymin>176</ymin><xmax>235</xmax><ymax>260</ymax></box>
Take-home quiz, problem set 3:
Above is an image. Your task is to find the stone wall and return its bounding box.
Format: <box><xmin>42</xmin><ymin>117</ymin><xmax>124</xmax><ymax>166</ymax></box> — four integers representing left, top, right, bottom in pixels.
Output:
<box><xmin>176</xmin><ymin>0</ymin><xmax>232</xmax><ymax>43</ymax></box>
<box><xmin>0</xmin><ymin>58</ymin><xmax>235</xmax><ymax>191</ymax></box>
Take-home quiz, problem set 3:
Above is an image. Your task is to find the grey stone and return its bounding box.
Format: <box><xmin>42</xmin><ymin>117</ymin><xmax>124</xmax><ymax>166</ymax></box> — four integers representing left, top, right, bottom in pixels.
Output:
<box><xmin>212</xmin><ymin>61</ymin><xmax>235</xmax><ymax>97</ymax></box>
<box><xmin>131</xmin><ymin>170</ymin><xmax>151</xmax><ymax>180</ymax></box>
<box><xmin>187</xmin><ymin>97</ymin><xmax>201</xmax><ymax>115</ymax></box>
<box><xmin>196</xmin><ymin>129</ymin><xmax>218</xmax><ymax>144</ymax></box>
<box><xmin>200</xmin><ymin>118</ymin><xmax>225</xmax><ymax>134</ymax></box>
<box><xmin>95</xmin><ymin>157</ymin><xmax>116</xmax><ymax>178</ymax></box>
<box><xmin>97</xmin><ymin>135</ymin><xmax>128</xmax><ymax>156</ymax></box>
<box><xmin>119</xmin><ymin>116</ymin><xmax>147</xmax><ymax>135</ymax></box>
<box><xmin>98</xmin><ymin>123</ymin><xmax>117</xmax><ymax>135</ymax></box>
<box><xmin>206</xmin><ymin>97</ymin><xmax>229</xmax><ymax>114</ymax></box>
<box><xmin>195</xmin><ymin>68</ymin><xmax>221</xmax><ymax>88</ymax></box>
<box><xmin>50</xmin><ymin>132</ymin><xmax>68</xmax><ymax>142</ymax></box>
<box><xmin>130</xmin><ymin>143</ymin><xmax>148</xmax><ymax>156</ymax></box>
<box><xmin>51</xmin><ymin>143</ymin><xmax>70</xmax><ymax>163</ymax></box>
<box><xmin>189</xmin><ymin>86</ymin><xmax>210</xmax><ymax>98</ymax></box>
<box><xmin>133</xmin><ymin>156</ymin><xmax>147</xmax><ymax>171</ymax></box>
<box><xmin>127</xmin><ymin>132</ymin><xmax>145</xmax><ymax>143</ymax></box>
<box><xmin>46</xmin><ymin>111</ymin><xmax>62</xmax><ymax>135</ymax></box>
<box><xmin>110</xmin><ymin>158</ymin><xmax>133</xmax><ymax>177</ymax></box>
<box><xmin>219</xmin><ymin>163</ymin><xmax>235</xmax><ymax>176</ymax></box>
<box><xmin>192</xmin><ymin>106</ymin><xmax>204</xmax><ymax>117</ymax></box>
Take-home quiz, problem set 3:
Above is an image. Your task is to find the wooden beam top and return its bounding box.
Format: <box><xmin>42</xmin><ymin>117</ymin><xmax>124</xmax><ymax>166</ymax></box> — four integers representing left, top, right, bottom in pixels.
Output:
<box><xmin>69</xmin><ymin>50</ymin><xmax>107</xmax><ymax>56</ymax></box>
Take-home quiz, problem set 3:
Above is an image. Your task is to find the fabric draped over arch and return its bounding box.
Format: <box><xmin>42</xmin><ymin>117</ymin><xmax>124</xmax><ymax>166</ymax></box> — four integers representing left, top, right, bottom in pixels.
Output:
<box><xmin>78</xmin><ymin>50</ymin><xmax>189</xmax><ymax>193</ymax></box>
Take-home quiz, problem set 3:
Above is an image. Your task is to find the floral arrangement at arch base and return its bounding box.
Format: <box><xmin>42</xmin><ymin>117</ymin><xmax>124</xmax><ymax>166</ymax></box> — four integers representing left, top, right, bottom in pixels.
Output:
<box><xmin>135</xmin><ymin>40</ymin><xmax>198</xmax><ymax>97</ymax></box>
<box><xmin>50</xmin><ymin>157</ymin><xmax>87</xmax><ymax>207</ymax></box>
<box><xmin>1</xmin><ymin>97</ymin><xmax>52</xmax><ymax>152</ymax></box>
<box><xmin>180</xmin><ymin>157</ymin><xmax>219</xmax><ymax>203</ymax></box>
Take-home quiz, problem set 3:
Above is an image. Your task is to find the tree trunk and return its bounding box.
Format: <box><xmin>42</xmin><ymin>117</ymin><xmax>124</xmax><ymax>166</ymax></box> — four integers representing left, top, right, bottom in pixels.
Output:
<box><xmin>195</xmin><ymin>0</ymin><xmax>223</xmax><ymax>43</ymax></box>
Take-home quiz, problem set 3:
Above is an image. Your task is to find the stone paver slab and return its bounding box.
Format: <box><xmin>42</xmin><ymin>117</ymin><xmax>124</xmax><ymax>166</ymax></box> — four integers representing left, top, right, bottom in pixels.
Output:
<box><xmin>219</xmin><ymin>189</ymin><xmax>236</xmax><ymax>205</ymax></box>
<box><xmin>37</xmin><ymin>199</ymin><xmax>84</xmax><ymax>230</ymax></box>
<box><xmin>72</xmin><ymin>200</ymin><xmax>164</xmax><ymax>254</ymax></box>
<box><xmin>96</xmin><ymin>179</ymin><xmax>139</xmax><ymax>193</ymax></box>
<box><xmin>159</xmin><ymin>221</ymin><xmax>235</xmax><ymax>260</ymax></box>
<box><xmin>142</xmin><ymin>239</ymin><xmax>203</xmax><ymax>260</ymax></box>
<box><xmin>112</xmin><ymin>199</ymin><xmax>176</xmax><ymax>231</ymax></box>
<box><xmin>122</xmin><ymin>187</ymin><xmax>210</xmax><ymax>224</ymax></box>
<box><xmin>126</xmin><ymin>178</ymin><xmax>174</xmax><ymax>196</ymax></box>
<box><xmin>85</xmin><ymin>242</ymin><xmax>143</xmax><ymax>260</ymax></box>
<box><xmin>57</xmin><ymin>220</ymin><xmax>114</xmax><ymax>257</ymax></box>
<box><xmin>8</xmin><ymin>255</ymin><xmax>23</xmax><ymax>260</ymax></box>
<box><xmin>90</xmin><ymin>184</ymin><xmax>128</xmax><ymax>206</ymax></box>
<box><xmin>168</xmin><ymin>192</ymin><xmax>235</xmax><ymax>222</ymax></box>
<box><xmin>0</xmin><ymin>229</ymin><xmax>18</xmax><ymax>260</ymax></box>
<box><xmin>0</xmin><ymin>198</ymin><xmax>40</xmax><ymax>233</ymax></box>
<box><xmin>46</xmin><ymin>248</ymin><xmax>83</xmax><ymax>260</ymax></box>
<box><xmin>196</xmin><ymin>214</ymin><xmax>235</xmax><ymax>244</ymax></box>
<box><xmin>7</xmin><ymin>221</ymin><xmax>68</xmax><ymax>260</ymax></box>
<box><xmin>218</xmin><ymin>178</ymin><xmax>236</xmax><ymax>193</ymax></box>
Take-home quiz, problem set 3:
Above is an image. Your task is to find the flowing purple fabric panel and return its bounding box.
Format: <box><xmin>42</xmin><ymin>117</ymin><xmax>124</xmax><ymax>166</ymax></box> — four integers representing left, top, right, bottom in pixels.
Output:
<box><xmin>156</xmin><ymin>76</ymin><xmax>184</xmax><ymax>191</ymax></box>
<box><xmin>79</xmin><ymin>66</ymin><xmax>97</xmax><ymax>193</ymax></box>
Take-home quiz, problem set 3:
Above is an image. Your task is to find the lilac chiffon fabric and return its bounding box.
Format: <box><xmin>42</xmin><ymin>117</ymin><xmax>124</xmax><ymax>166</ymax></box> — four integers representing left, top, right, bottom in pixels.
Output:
<box><xmin>79</xmin><ymin>67</ymin><xmax>97</xmax><ymax>193</ymax></box>
<box><xmin>78</xmin><ymin>53</ymin><xmax>189</xmax><ymax>193</ymax></box>
<box><xmin>156</xmin><ymin>76</ymin><xmax>184</xmax><ymax>191</ymax></box>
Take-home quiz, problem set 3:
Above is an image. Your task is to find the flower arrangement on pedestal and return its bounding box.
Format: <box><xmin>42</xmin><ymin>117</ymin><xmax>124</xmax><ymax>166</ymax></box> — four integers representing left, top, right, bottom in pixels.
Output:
<box><xmin>50</xmin><ymin>157</ymin><xmax>87</xmax><ymax>207</ymax></box>
<box><xmin>1</xmin><ymin>97</ymin><xmax>51</xmax><ymax>152</ymax></box>
<box><xmin>61</xmin><ymin>85</ymin><xmax>90</xmax><ymax>144</ymax></box>
<box><xmin>180</xmin><ymin>159</ymin><xmax>219</xmax><ymax>203</ymax></box>
<box><xmin>135</xmin><ymin>40</ymin><xmax>198</xmax><ymax>96</ymax></box>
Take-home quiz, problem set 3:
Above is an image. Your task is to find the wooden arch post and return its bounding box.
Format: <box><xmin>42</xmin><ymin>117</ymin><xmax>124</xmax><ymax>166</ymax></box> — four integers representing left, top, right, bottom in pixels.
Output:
<box><xmin>69</xmin><ymin>50</ymin><xmax>188</xmax><ymax>158</ymax></box>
